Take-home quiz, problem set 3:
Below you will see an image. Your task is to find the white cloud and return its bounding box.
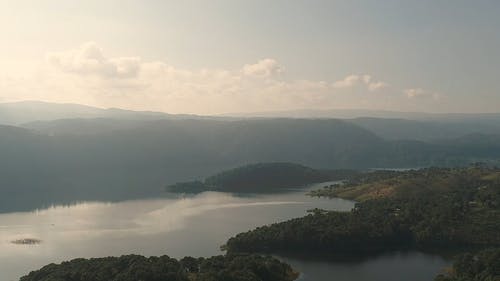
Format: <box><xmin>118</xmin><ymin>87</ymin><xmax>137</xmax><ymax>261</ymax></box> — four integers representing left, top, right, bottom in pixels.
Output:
<box><xmin>46</xmin><ymin>42</ymin><xmax>142</xmax><ymax>78</ymax></box>
<box><xmin>242</xmin><ymin>58</ymin><xmax>283</xmax><ymax>77</ymax></box>
<box><xmin>362</xmin><ymin>75</ymin><xmax>372</xmax><ymax>84</ymax></box>
<box><xmin>332</xmin><ymin>74</ymin><xmax>361</xmax><ymax>88</ymax></box>
<box><xmin>404</xmin><ymin>88</ymin><xmax>441</xmax><ymax>100</ymax></box>
<box><xmin>0</xmin><ymin>42</ymin><xmax>445</xmax><ymax>114</ymax></box>
<box><xmin>368</xmin><ymin>81</ymin><xmax>389</xmax><ymax>91</ymax></box>
<box><xmin>333</xmin><ymin>74</ymin><xmax>388</xmax><ymax>92</ymax></box>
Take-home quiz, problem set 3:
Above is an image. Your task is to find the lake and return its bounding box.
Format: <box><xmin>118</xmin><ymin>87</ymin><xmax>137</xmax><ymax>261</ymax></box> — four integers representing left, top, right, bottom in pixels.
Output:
<box><xmin>0</xmin><ymin>183</ymin><xmax>449</xmax><ymax>281</ymax></box>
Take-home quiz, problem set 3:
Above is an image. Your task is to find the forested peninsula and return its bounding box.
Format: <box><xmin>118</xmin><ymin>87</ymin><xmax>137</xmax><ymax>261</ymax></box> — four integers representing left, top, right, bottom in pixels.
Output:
<box><xmin>224</xmin><ymin>166</ymin><xmax>500</xmax><ymax>254</ymax></box>
<box><xmin>20</xmin><ymin>254</ymin><xmax>298</xmax><ymax>281</ymax></box>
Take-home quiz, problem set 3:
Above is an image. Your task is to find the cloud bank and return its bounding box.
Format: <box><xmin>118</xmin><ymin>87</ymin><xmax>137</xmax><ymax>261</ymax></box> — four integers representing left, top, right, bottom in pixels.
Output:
<box><xmin>46</xmin><ymin>42</ymin><xmax>142</xmax><ymax>79</ymax></box>
<box><xmin>0</xmin><ymin>42</ymin><xmax>444</xmax><ymax>114</ymax></box>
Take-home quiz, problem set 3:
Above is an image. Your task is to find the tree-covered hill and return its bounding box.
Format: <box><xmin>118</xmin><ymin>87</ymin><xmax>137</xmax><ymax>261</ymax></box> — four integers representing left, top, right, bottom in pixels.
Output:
<box><xmin>0</xmin><ymin>118</ymin><xmax>385</xmax><ymax>212</ymax></box>
<box><xmin>350</xmin><ymin>117</ymin><xmax>500</xmax><ymax>141</ymax></box>
<box><xmin>434</xmin><ymin>248</ymin><xmax>500</xmax><ymax>281</ymax></box>
<box><xmin>167</xmin><ymin>163</ymin><xmax>358</xmax><ymax>193</ymax></box>
<box><xmin>19</xmin><ymin>254</ymin><xmax>298</xmax><ymax>281</ymax></box>
<box><xmin>2</xmin><ymin>117</ymin><xmax>500</xmax><ymax>212</ymax></box>
<box><xmin>224</xmin><ymin>166</ymin><xmax>500</xmax><ymax>255</ymax></box>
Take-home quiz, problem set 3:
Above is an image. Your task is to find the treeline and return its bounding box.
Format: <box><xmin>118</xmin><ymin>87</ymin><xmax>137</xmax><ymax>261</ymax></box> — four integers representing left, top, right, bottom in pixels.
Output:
<box><xmin>224</xmin><ymin>166</ymin><xmax>500</xmax><ymax>254</ymax></box>
<box><xmin>434</xmin><ymin>248</ymin><xmax>500</xmax><ymax>281</ymax></box>
<box><xmin>20</xmin><ymin>254</ymin><xmax>298</xmax><ymax>281</ymax></box>
<box><xmin>167</xmin><ymin>162</ymin><xmax>358</xmax><ymax>193</ymax></box>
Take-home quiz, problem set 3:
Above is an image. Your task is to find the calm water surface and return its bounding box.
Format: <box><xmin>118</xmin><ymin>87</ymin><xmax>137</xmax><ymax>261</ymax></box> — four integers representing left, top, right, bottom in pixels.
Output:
<box><xmin>0</xmin><ymin>183</ymin><xmax>449</xmax><ymax>281</ymax></box>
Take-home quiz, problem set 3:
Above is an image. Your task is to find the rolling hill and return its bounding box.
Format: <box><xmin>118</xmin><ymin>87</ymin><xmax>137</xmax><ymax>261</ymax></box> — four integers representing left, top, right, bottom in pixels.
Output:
<box><xmin>1</xmin><ymin>107</ymin><xmax>500</xmax><ymax>212</ymax></box>
<box><xmin>167</xmin><ymin>162</ymin><xmax>358</xmax><ymax>193</ymax></box>
<box><xmin>0</xmin><ymin>101</ymin><xmax>203</xmax><ymax>125</ymax></box>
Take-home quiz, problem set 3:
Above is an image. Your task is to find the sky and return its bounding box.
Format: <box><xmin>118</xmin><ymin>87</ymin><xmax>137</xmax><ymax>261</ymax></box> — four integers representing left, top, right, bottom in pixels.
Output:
<box><xmin>0</xmin><ymin>0</ymin><xmax>499</xmax><ymax>114</ymax></box>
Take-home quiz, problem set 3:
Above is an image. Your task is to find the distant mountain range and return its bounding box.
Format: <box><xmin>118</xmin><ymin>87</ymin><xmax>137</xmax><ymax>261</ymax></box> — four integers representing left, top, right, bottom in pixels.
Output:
<box><xmin>223</xmin><ymin>108</ymin><xmax>500</xmax><ymax>121</ymax></box>
<box><xmin>0</xmin><ymin>101</ymin><xmax>208</xmax><ymax>125</ymax></box>
<box><xmin>3</xmin><ymin>101</ymin><xmax>500</xmax><ymax>141</ymax></box>
<box><xmin>349</xmin><ymin>117</ymin><xmax>500</xmax><ymax>141</ymax></box>
<box><xmin>224</xmin><ymin>109</ymin><xmax>500</xmax><ymax>141</ymax></box>
<box><xmin>1</xmin><ymin>101</ymin><xmax>500</xmax><ymax>212</ymax></box>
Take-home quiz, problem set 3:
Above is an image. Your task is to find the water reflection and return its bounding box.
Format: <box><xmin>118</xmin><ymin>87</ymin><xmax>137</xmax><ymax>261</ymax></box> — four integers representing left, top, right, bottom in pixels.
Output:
<box><xmin>282</xmin><ymin>252</ymin><xmax>448</xmax><ymax>281</ymax></box>
<box><xmin>0</xmin><ymin>185</ymin><xmax>448</xmax><ymax>281</ymax></box>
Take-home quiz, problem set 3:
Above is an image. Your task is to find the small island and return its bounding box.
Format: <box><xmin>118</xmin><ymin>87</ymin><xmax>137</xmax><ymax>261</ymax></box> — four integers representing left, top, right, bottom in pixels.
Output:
<box><xmin>11</xmin><ymin>238</ymin><xmax>42</xmax><ymax>245</ymax></box>
<box><xmin>167</xmin><ymin>162</ymin><xmax>358</xmax><ymax>193</ymax></box>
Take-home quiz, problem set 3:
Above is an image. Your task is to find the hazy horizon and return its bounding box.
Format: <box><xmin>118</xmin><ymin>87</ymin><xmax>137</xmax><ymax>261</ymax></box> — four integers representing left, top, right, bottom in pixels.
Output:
<box><xmin>3</xmin><ymin>99</ymin><xmax>500</xmax><ymax>117</ymax></box>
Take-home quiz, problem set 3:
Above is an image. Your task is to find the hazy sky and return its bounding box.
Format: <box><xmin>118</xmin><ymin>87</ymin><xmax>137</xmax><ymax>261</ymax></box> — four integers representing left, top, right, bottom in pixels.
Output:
<box><xmin>0</xmin><ymin>0</ymin><xmax>499</xmax><ymax>114</ymax></box>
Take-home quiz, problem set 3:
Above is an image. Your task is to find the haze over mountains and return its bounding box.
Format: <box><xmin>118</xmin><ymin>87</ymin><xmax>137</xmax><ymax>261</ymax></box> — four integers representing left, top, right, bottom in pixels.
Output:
<box><xmin>3</xmin><ymin>101</ymin><xmax>500</xmax><ymax>141</ymax></box>
<box><xmin>0</xmin><ymin>101</ymin><xmax>203</xmax><ymax>125</ymax></box>
<box><xmin>226</xmin><ymin>108</ymin><xmax>500</xmax><ymax>141</ymax></box>
<box><xmin>224</xmin><ymin>108</ymin><xmax>500</xmax><ymax>121</ymax></box>
<box><xmin>1</xmin><ymin>101</ymin><xmax>500</xmax><ymax>212</ymax></box>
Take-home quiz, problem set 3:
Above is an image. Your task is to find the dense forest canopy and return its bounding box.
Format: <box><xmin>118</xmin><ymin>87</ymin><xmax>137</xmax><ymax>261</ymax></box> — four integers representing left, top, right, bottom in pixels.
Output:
<box><xmin>167</xmin><ymin>163</ymin><xmax>358</xmax><ymax>193</ymax></box>
<box><xmin>20</xmin><ymin>254</ymin><xmax>298</xmax><ymax>281</ymax></box>
<box><xmin>434</xmin><ymin>248</ymin><xmax>500</xmax><ymax>281</ymax></box>
<box><xmin>224</xmin><ymin>166</ymin><xmax>500</xmax><ymax>254</ymax></box>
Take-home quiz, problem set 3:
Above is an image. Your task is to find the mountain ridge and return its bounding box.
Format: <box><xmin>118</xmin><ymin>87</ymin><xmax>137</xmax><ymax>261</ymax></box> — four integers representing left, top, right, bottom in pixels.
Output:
<box><xmin>0</xmin><ymin>100</ymin><xmax>209</xmax><ymax>125</ymax></box>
